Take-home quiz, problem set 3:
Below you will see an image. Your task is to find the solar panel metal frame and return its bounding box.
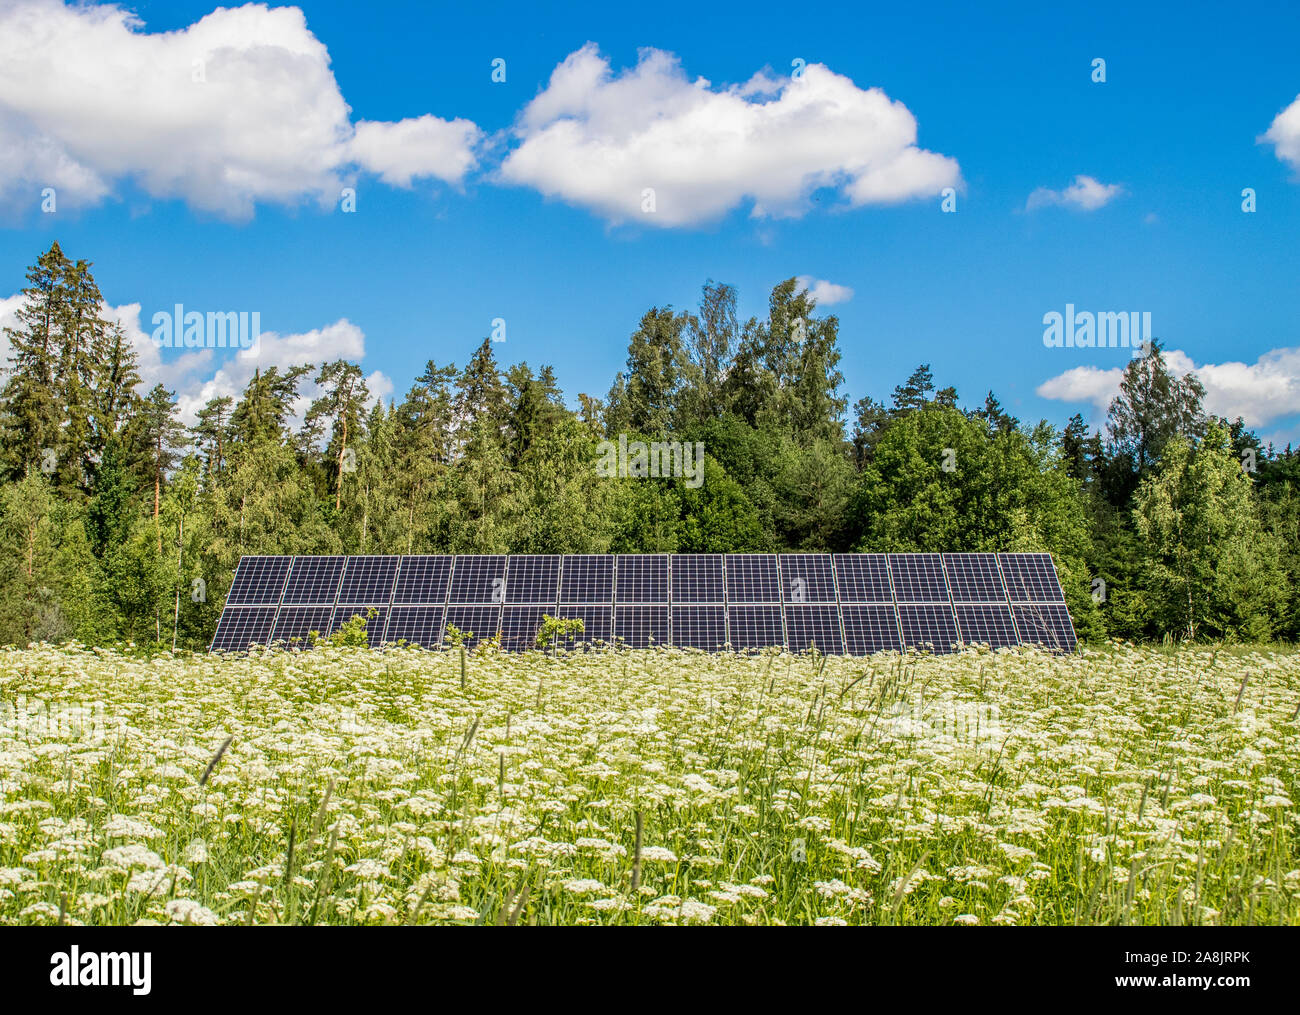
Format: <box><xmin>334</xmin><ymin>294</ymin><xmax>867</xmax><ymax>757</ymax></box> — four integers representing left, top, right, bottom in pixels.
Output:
<box><xmin>784</xmin><ymin>604</ymin><xmax>845</xmax><ymax>654</ymax></box>
<box><xmin>554</xmin><ymin>604</ymin><xmax>613</xmax><ymax>646</ymax></box>
<box><xmin>382</xmin><ymin>605</ymin><xmax>445</xmax><ymax>648</ymax></box>
<box><xmin>614</xmin><ymin>604</ymin><xmax>669</xmax><ymax>648</ymax></box>
<box><xmin>779</xmin><ymin>553</ymin><xmax>838</xmax><ymax>604</ymax></box>
<box><xmin>1011</xmin><ymin>603</ymin><xmax>1078</xmax><ymax>653</ymax></box>
<box><xmin>614</xmin><ymin>554</ymin><xmax>670</xmax><ymax>604</ymax></box>
<box><xmin>210</xmin><ymin>606</ymin><xmax>278</xmax><ymax>651</ymax></box>
<box><xmin>670</xmin><ymin>554</ymin><xmax>725</xmax><ymax>604</ymax></box>
<box><xmin>832</xmin><ymin>553</ymin><xmax>894</xmax><ymax>603</ymax></box>
<box><xmin>998</xmin><ymin>552</ymin><xmax>1067</xmax><ymax>603</ymax></box>
<box><xmin>897</xmin><ymin>603</ymin><xmax>961</xmax><ymax>654</ymax></box>
<box><xmin>726</xmin><ymin>604</ymin><xmax>784</xmax><ymax>651</ymax></box>
<box><xmin>444</xmin><ymin>605</ymin><xmax>503</xmax><ymax>649</ymax></box>
<box><xmin>671</xmin><ymin>604</ymin><xmax>727</xmax><ymax>650</ymax></box>
<box><xmin>839</xmin><ymin>604</ymin><xmax>902</xmax><ymax>656</ymax></box>
<box><xmin>209</xmin><ymin>552</ymin><xmax>1077</xmax><ymax>656</ymax></box>
<box><xmin>504</xmin><ymin>554</ymin><xmax>562</xmax><ymax>605</ymax></box>
<box><xmin>448</xmin><ymin>555</ymin><xmax>509</xmax><ymax>605</ymax></box>
<box><xmin>558</xmin><ymin>555</ymin><xmax>614</xmax><ymax>605</ymax></box>
<box><xmin>500</xmin><ymin>605</ymin><xmax>553</xmax><ymax>651</ymax></box>
<box><xmin>954</xmin><ymin>603</ymin><xmax>1020</xmax><ymax>649</ymax></box>
<box><xmin>724</xmin><ymin>554</ymin><xmax>781</xmax><ymax>604</ymax></box>
<box><xmin>224</xmin><ymin>555</ymin><xmax>292</xmax><ymax>606</ymax></box>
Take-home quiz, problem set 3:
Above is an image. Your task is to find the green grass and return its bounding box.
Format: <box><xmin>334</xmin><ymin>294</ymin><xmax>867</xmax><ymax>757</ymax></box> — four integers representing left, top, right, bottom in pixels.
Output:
<box><xmin>1</xmin><ymin>641</ymin><xmax>1297</xmax><ymax>925</ymax></box>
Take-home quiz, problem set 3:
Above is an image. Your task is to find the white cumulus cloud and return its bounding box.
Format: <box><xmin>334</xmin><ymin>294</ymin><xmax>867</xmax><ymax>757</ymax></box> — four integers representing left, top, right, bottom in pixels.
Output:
<box><xmin>1025</xmin><ymin>175</ymin><xmax>1124</xmax><ymax>212</ymax></box>
<box><xmin>1261</xmin><ymin>93</ymin><xmax>1300</xmax><ymax>172</ymax></box>
<box><xmin>497</xmin><ymin>43</ymin><xmax>961</xmax><ymax>227</ymax></box>
<box><xmin>795</xmin><ymin>276</ymin><xmax>854</xmax><ymax>306</ymax></box>
<box><xmin>2</xmin><ymin>291</ymin><xmax>391</xmax><ymax>430</ymax></box>
<box><xmin>1036</xmin><ymin>347</ymin><xmax>1300</xmax><ymax>430</ymax></box>
<box><xmin>0</xmin><ymin>0</ymin><xmax>482</xmax><ymax>218</ymax></box>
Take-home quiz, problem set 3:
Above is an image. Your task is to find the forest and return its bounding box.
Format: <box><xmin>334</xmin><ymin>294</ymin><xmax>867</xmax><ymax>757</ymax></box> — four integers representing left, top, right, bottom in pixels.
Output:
<box><xmin>1</xmin><ymin>241</ymin><xmax>1297</xmax><ymax>650</ymax></box>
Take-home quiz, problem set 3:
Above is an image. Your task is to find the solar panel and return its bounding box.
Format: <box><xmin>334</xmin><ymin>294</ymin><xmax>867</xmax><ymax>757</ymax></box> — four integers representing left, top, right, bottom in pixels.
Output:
<box><xmin>444</xmin><ymin>605</ymin><xmax>502</xmax><ymax>648</ymax></box>
<box><xmin>999</xmin><ymin>553</ymin><xmax>1066</xmax><ymax>603</ymax></box>
<box><xmin>505</xmin><ymin>555</ymin><xmax>561</xmax><ymax>605</ymax></box>
<box><xmin>392</xmin><ymin>556</ymin><xmax>453</xmax><ymax>604</ymax></box>
<box><xmin>448</xmin><ymin>555</ymin><xmax>508</xmax><ymax>604</ymax></box>
<box><xmin>779</xmin><ymin>554</ymin><xmax>837</xmax><ymax>604</ymax></box>
<box><xmin>209</xmin><ymin>552</ymin><xmax>1078</xmax><ymax>656</ymax></box>
<box><xmin>955</xmin><ymin>603</ymin><xmax>1019</xmax><ymax>648</ymax></box>
<box><xmin>833</xmin><ymin>554</ymin><xmax>893</xmax><ymax>603</ymax></box>
<box><xmin>615</xmin><ymin>555</ymin><xmax>669</xmax><ymax>603</ymax></box>
<box><xmin>725</xmin><ymin>554</ymin><xmax>780</xmax><ymax>603</ymax></box>
<box><xmin>500</xmin><ymin>605</ymin><xmax>552</xmax><ymax>651</ymax></box>
<box><xmin>337</xmin><ymin>555</ymin><xmax>399</xmax><ymax>605</ymax></box>
<box><xmin>209</xmin><ymin>606</ymin><xmax>277</xmax><ymax>651</ymax></box>
<box><xmin>383</xmin><ymin>605</ymin><xmax>444</xmax><ymax>647</ymax></box>
<box><xmin>281</xmin><ymin>556</ymin><xmax>345</xmax><ymax>605</ymax></box>
<box><xmin>614</xmin><ymin>604</ymin><xmax>669</xmax><ymax>647</ymax></box>
<box><xmin>897</xmin><ymin>604</ymin><xmax>960</xmax><ymax>653</ymax></box>
<box><xmin>671</xmin><ymin>605</ymin><xmax>726</xmax><ymax>649</ymax></box>
<box><xmin>1011</xmin><ymin>603</ymin><xmax>1077</xmax><ymax>652</ymax></box>
<box><xmin>272</xmin><ymin>606</ymin><xmax>334</xmax><ymax>646</ymax></box>
<box><xmin>558</xmin><ymin>555</ymin><xmax>614</xmax><ymax>604</ymax></box>
<box><xmin>225</xmin><ymin>556</ymin><xmax>292</xmax><ymax>605</ymax></box>
<box><xmin>328</xmin><ymin>605</ymin><xmax>388</xmax><ymax>640</ymax></box>
<box><xmin>888</xmin><ymin>554</ymin><xmax>950</xmax><ymax>603</ymax></box>
<box><xmin>726</xmin><ymin>605</ymin><xmax>784</xmax><ymax>651</ymax></box>
<box><xmin>554</xmin><ymin>605</ymin><xmax>613</xmax><ymax>646</ymax></box>
<box><xmin>784</xmin><ymin>605</ymin><xmax>844</xmax><ymax>654</ymax></box>
<box><xmin>840</xmin><ymin>605</ymin><xmax>902</xmax><ymax>656</ymax></box>
<box><xmin>671</xmin><ymin>554</ymin><xmax>724</xmax><ymax>603</ymax></box>
<box><xmin>943</xmin><ymin>553</ymin><xmax>1006</xmax><ymax>603</ymax></box>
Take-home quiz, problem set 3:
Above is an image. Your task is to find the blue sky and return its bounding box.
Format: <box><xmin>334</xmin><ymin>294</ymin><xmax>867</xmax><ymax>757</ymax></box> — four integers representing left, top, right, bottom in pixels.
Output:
<box><xmin>2</xmin><ymin>0</ymin><xmax>1299</xmax><ymax>443</ymax></box>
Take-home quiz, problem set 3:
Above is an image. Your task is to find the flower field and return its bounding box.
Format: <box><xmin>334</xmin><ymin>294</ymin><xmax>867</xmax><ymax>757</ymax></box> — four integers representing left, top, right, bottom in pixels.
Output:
<box><xmin>1</xmin><ymin>642</ymin><xmax>1297</xmax><ymax>926</ymax></box>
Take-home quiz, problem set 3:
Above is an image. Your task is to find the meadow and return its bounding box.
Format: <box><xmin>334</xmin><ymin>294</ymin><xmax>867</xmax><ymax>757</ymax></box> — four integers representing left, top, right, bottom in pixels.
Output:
<box><xmin>1</xmin><ymin>642</ymin><xmax>1296</xmax><ymax>926</ymax></box>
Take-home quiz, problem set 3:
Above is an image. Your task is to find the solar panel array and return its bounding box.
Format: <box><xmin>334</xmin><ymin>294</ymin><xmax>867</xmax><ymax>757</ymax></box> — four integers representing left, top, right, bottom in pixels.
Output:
<box><xmin>210</xmin><ymin>553</ymin><xmax>1077</xmax><ymax>655</ymax></box>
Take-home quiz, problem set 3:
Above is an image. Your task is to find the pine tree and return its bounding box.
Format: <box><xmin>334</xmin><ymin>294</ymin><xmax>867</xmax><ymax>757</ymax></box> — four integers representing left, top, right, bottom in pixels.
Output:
<box><xmin>304</xmin><ymin>360</ymin><xmax>368</xmax><ymax>512</ymax></box>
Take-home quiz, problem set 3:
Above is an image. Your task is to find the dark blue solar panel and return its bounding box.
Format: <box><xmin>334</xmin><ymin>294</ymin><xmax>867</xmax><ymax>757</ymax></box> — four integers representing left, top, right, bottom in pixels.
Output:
<box><xmin>225</xmin><ymin>556</ymin><xmax>291</xmax><ymax>605</ymax></box>
<box><xmin>614</xmin><ymin>604</ymin><xmax>669</xmax><ymax>647</ymax></box>
<box><xmin>897</xmin><ymin>604</ymin><xmax>959</xmax><ymax>653</ymax></box>
<box><xmin>671</xmin><ymin>554</ymin><xmax>724</xmax><ymax>603</ymax></box>
<box><xmin>999</xmin><ymin>553</ymin><xmax>1066</xmax><ymax>603</ymax></box>
<box><xmin>392</xmin><ymin>556</ymin><xmax>453</xmax><ymax>605</ymax></box>
<box><xmin>505</xmin><ymin>556</ymin><xmax>561</xmax><ymax>604</ymax></box>
<box><xmin>1011</xmin><ymin>603</ymin><xmax>1077</xmax><ymax>652</ymax></box>
<box><xmin>725</xmin><ymin>554</ymin><xmax>781</xmax><ymax>603</ymax></box>
<box><xmin>444</xmin><ymin>605</ymin><xmax>502</xmax><ymax>648</ymax></box>
<box><xmin>671</xmin><ymin>605</ymin><xmax>726</xmax><ymax>649</ymax></box>
<box><xmin>449</xmin><ymin>556</ymin><xmax>508</xmax><ymax>605</ymax></box>
<box><xmin>337</xmin><ymin>556</ymin><xmax>399</xmax><ymax>605</ymax></box>
<box><xmin>209</xmin><ymin>607</ymin><xmax>277</xmax><ymax>651</ymax></box>
<box><xmin>832</xmin><ymin>554</ymin><xmax>893</xmax><ymax>603</ymax></box>
<box><xmin>726</xmin><ymin>605</ymin><xmax>784</xmax><ymax>651</ymax></box>
<box><xmin>616</xmin><ymin>555</ymin><xmax>669</xmax><ymax>603</ymax></box>
<box><xmin>327</xmin><ymin>605</ymin><xmax>388</xmax><ymax>640</ymax></box>
<box><xmin>383</xmin><ymin>605</ymin><xmax>444</xmax><ymax>647</ymax></box>
<box><xmin>272</xmin><ymin>606</ymin><xmax>334</xmax><ymax>646</ymax></box>
<box><xmin>784</xmin><ymin>605</ymin><xmax>844</xmax><ymax>654</ymax></box>
<box><xmin>558</xmin><ymin>556</ymin><xmax>614</xmax><ymax>604</ymax></box>
<box><xmin>499</xmin><ymin>606</ymin><xmax>552</xmax><ymax>651</ymax></box>
<box><xmin>840</xmin><ymin>605</ymin><xmax>902</xmax><ymax>656</ymax></box>
<box><xmin>943</xmin><ymin>553</ymin><xmax>1006</xmax><ymax>603</ymax></box>
<box><xmin>554</xmin><ymin>605</ymin><xmax>613</xmax><ymax>646</ymax></box>
<box><xmin>888</xmin><ymin>554</ymin><xmax>950</xmax><ymax>603</ymax></box>
<box><xmin>955</xmin><ymin>603</ymin><xmax>1019</xmax><ymax>648</ymax></box>
<box><xmin>779</xmin><ymin>554</ymin><xmax>837</xmax><ymax>604</ymax></box>
<box><xmin>281</xmin><ymin>556</ymin><xmax>345</xmax><ymax>605</ymax></box>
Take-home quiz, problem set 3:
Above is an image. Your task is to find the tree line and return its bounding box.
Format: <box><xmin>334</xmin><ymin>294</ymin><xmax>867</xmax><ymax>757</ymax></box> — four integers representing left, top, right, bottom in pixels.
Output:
<box><xmin>2</xmin><ymin>242</ymin><xmax>1296</xmax><ymax>649</ymax></box>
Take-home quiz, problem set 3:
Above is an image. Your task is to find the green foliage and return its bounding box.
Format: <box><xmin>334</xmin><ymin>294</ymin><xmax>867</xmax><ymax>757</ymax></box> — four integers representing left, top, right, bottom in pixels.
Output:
<box><xmin>314</xmin><ymin>608</ymin><xmax>375</xmax><ymax>648</ymax></box>
<box><xmin>535</xmin><ymin>614</ymin><xmax>586</xmax><ymax>650</ymax></box>
<box><xmin>0</xmin><ymin>242</ymin><xmax>1293</xmax><ymax>650</ymax></box>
